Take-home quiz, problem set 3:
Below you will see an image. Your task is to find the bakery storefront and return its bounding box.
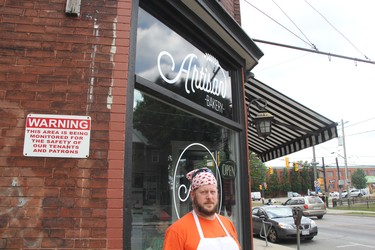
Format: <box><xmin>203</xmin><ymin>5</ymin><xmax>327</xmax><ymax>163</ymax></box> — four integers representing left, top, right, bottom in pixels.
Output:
<box><xmin>126</xmin><ymin>2</ymin><xmax>263</xmax><ymax>249</ymax></box>
<box><xmin>125</xmin><ymin>1</ymin><xmax>338</xmax><ymax>249</ymax></box>
<box><xmin>0</xmin><ymin>0</ymin><xmax>339</xmax><ymax>249</ymax></box>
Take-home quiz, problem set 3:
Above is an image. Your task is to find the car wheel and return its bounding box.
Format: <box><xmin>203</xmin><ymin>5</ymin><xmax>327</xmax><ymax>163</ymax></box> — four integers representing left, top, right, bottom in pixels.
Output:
<box><xmin>358</xmin><ymin>193</ymin><xmax>363</xmax><ymax>197</ymax></box>
<box><xmin>317</xmin><ymin>215</ymin><xmax>323</xmax><ymax>219</ymax></box>
<box><xmin>268</xmin><ymin>227</ymin><xmax>279</xmax><ymax>243</ymax></box>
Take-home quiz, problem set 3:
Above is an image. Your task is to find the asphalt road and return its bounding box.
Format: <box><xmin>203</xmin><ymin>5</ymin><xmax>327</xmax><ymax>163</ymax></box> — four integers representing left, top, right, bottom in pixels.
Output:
<box><xmin>276</xmin><ymin>213</ymin><xmax>375</xmax><ymax>250</ymax></box>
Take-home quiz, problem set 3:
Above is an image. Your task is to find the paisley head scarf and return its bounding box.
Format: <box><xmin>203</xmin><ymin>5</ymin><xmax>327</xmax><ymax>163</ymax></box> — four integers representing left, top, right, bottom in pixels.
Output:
<box><xmin>186</xmin><ymin>167</ymin><xmax>217</xmax><ymax>190</ymax></box>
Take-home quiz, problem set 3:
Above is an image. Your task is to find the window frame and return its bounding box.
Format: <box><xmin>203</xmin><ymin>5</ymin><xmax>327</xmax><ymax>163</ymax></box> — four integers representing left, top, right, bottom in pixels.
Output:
<box><xmin>125</xmin><ymin>2</ymin><xmax>251</xmax><ymax>248</ymax></box>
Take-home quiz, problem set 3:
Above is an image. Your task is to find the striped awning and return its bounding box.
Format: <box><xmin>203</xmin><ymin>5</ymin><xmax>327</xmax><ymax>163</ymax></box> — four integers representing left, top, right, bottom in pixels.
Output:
<box><xmin>245</xmin><ymin>77</ymin><xmax>338</xmax><ymax>162</ymax></box>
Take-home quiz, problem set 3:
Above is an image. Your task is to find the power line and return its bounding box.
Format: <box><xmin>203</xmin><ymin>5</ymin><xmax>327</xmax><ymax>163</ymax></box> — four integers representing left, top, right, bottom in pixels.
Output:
<box><xmin>346</xmin><ymin>129</ymin><xmax>375</xmax><ymax>137</ymax></box>
<box><xmin>272</xmin><ymin>0</ymin><xmax>318</xmax><ymax>50</ymax></box>
<box><xmin>304</xmin><ymin>0</ymin><xmax>370</xmax><ymax>61</ymax></box>
<box><xmin>346</xmin><ymin>116</ymin><xmax>375</xmax><ymax>128</ymax></box>
<box><xmin>243</xmin><ymin>0</ymin><xmax>313</xmax><ymax>48</ymax></box>
<box><xmin>244</xmin><ymin>0</ymin><xmax>374</xmax><ymax>65</ymax></box>
<box><xmin>253</xmin><ymin>53</ymin><xmax>311</xmax><ymax>73</ymax></box>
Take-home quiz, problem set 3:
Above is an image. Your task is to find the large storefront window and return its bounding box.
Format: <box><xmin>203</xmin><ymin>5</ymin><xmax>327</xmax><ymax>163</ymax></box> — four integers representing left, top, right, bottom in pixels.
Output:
<box><xmin>131</xmin><ymin>7</ymin><xmax>244</xmax><ymax>249</ymax></box>
<box><xmin>131</xmin><ymin>90</ymin><xmax>241</xmax><ymax>249</ymax></box>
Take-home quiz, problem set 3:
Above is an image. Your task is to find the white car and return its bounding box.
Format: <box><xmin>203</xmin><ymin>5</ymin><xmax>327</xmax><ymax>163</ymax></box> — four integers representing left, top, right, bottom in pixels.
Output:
<box><xmin>342</xmin><ymin>189</ymin><xmax>365</xmax><ymax>198</ymax></box>
<box><xmin>349</xmin><ymin>189</ymin><xmax>365</xmax><ymax>197</ymax></box>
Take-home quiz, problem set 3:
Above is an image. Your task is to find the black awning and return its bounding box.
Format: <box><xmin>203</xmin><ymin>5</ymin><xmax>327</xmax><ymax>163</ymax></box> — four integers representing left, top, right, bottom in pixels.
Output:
<box><xmin>245</xmin><ymin>77</ymin><xmax>338</xmax><ymax>162</ymax></box>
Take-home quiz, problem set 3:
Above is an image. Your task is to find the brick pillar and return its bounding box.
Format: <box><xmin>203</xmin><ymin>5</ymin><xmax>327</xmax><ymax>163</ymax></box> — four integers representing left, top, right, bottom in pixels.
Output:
<box><xmin>107</xmin><ymin>0</ymin><xmax>132</xmax><ymax>249</ymax></box>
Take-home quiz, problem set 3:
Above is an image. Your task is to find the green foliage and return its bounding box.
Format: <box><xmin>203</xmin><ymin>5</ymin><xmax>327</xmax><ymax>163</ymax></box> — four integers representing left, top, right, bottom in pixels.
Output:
<box><xmin>250</xmin><ymin>153</ymin><xmax>314</xmax><ymax>197</ymax></box>
<box><xmin>133</xmin><ymin>94</ymin><xmax>222</xmax><ymax>147</ymax></box>
<box><xmin>267</xmin><ymin>171</ymin><xmax>281</xmax><ymax>196</ymax></box>
<box><xmin>290</xmin><ymin>169</ymin><xmax>302</xmax><ymax>193</ymax></box>
<box><xmin>250</xmin><ymin>154</ymin><xmax>316</xmax><ymax>196</ymax></box>
<box><xmin>333</xmin><ymin>203</ymin><xmax>375</xmax><ymax>212</ymax></box>
<box><xmin>249</xmin><ymin>152</ymin><xmax>267</xmax><ymax>192</ymax></box>
<box><xmin>300</xmin><ymin>162</ymin><xmax>314</xmax><ymax>193</ymax></box>
<box><xmin>280</xmin><ymin>168</ymin><xmax>291</xmax><ymax>193</ymax></box>
<box><xmin>351</xmin><ymin>168</ymin><xmax>367</xmax><ymax>189</ymax></box>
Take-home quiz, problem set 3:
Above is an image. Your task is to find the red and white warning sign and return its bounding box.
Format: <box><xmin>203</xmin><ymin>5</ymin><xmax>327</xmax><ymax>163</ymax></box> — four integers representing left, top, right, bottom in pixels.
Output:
<box><xmin>23</xmin><ymin>114</ymin><xmax>91</xmax><ymax>158</ymax></box>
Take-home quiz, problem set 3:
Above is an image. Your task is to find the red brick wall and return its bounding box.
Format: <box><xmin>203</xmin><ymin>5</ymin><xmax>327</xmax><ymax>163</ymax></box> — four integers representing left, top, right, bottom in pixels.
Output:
<box><xmin>0</xmin><ymin>0</ymin><xmax>131</xmax><ymax>249</ymax></box>
<box><xmin>218</xmin><ymin>0</ymin><xmax>241</xmax><ymax>24</ymax></box>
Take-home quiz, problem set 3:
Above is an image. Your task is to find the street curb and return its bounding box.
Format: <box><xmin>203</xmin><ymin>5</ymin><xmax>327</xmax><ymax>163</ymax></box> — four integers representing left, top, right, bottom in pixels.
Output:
<box><xmin>253</xmin><ymin>238</ymin><xmax>294</xmax><ymax>250</ymax></box>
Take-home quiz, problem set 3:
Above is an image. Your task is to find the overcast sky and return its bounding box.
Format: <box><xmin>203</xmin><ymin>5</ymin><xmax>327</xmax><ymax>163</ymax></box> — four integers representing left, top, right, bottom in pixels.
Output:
<box><xmin>240</xmin><ymin>0</ymin><xmax>375</xmax><ymax>168</ymax></box>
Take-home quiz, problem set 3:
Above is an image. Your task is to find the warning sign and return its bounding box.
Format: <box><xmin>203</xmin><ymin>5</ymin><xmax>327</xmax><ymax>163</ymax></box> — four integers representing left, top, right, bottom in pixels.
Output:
<box><xmin>23</xmin><ymin>114</ymin><xmax>91</xmax><ymax>158</ymax></box>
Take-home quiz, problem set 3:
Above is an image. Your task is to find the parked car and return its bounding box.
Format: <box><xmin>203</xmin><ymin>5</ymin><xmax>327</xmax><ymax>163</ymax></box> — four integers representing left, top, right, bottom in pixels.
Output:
<box><xmin>252</xmin><ymin>205</ymin><xmax>318</xmax><ymax>243</ymax></box>
<box><xmin>282</xmin><ymin>196</ymin><xmax>326</xmax><ymax>219</ymax></box>
<box><xmin>348</xmin><ymin>189</ymin><xmax>366</xmax><ymax>197</ymax></box>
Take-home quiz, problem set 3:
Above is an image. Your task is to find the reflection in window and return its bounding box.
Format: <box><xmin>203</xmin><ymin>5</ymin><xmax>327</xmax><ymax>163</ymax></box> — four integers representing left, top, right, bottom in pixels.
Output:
<box><xmin>135</xmin><ymin>8</ymin><xmax>233</xmax><ymax>120</ymax></box>
<box><xmin>152</xmin><ymin>150</ymin><xmax>159</xmax><ymax>163</ymax></box>
<box><xmin>131</xmin><ymin>89</ymin><xmax>240</xmax><ymax>249</ymax></box>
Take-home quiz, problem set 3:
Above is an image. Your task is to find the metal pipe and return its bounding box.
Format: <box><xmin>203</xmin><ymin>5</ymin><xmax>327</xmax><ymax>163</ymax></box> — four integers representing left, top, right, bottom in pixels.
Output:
<box><xmin>253</xmin><ymin>39</ymin><xmax>375</xmax><ymax>65</ymax></box>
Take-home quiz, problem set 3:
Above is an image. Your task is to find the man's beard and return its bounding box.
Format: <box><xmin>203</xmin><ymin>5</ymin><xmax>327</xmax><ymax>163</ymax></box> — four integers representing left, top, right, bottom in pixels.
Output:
<box><xmin>193</xmin><ymin>196</ymin><xmax>218</xmax><ymax>216</ymax></box>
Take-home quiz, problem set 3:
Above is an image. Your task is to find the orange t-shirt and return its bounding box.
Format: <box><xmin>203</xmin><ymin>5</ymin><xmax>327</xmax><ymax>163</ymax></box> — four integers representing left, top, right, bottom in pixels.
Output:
<box><xmin>163</xmin><ymin>212</ymin><xmax>241</xmax><ymax>250</ymax></box>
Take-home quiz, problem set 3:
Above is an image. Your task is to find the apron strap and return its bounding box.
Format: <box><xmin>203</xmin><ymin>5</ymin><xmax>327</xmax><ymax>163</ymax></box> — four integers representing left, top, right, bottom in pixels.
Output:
<box><xmin>192</xmin><ymin>210</ymin><xmax>205</xmax><ymax>239</ymax></box>
<box><xmin>215</xmin><ymin>214</ymin><xmax>230</xmax><ymax>237</ymax></box>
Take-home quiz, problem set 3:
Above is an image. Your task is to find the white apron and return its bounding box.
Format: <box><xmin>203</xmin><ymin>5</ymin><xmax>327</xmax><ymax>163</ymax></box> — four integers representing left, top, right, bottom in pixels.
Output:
<box><xmin>192</xmin><ymin>210</ymin><xmax>240</xmax><ymax>250</ymax></box>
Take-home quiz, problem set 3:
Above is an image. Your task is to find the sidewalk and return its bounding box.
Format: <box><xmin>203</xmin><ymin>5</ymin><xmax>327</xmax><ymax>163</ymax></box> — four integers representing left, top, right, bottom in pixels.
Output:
<box><xmin>326</xmin><ymin>208</ymin><xmax>375</xmax><ymax>215</ymax></box>
<box><xmin>253</xmin><ymin>237</ymin><xmax>293</xmax><ymax>250</ymax></box>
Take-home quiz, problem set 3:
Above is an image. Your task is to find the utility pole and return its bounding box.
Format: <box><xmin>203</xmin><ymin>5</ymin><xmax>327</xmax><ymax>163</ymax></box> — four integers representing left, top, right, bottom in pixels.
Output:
<box><xmin>336</xmin><ymin>157</ymin><xmax>343</xmax><ymax>205</ymax></box>
<box><xmin>341</xmin><ymin>119</ymin><xmax>350</xmax><ymax>207</ymax></box>
<box><xmin>322</xmin><ymin>157</ymin><xmax>328</xmax><ymax>207</ymax></box>
<box><xmin>322</xmin><ymin>157</ymin><xmax>327</xmax><ymax>193</ymax></box>
<box><xmin>311</xmin><ymin>146</ymin><xmax>319</xmax><ymax>194</ymax></box>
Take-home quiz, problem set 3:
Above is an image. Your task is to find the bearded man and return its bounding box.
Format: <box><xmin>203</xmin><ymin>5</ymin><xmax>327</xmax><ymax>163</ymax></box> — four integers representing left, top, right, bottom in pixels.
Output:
<box><xmin>163</xmin><ymin>167</ymin><xmax>241</xmax><ymax>250</ymax></box>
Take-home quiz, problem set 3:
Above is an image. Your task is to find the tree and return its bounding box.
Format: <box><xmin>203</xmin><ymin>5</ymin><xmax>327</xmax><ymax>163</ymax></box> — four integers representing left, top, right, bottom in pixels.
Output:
<box><xmin>133</xmin><ymin>93</ymin><xmax>221</xmax><ymax>147</ymax></box>
<box><xmin>300</xmin><ymin>161</ymin><xmax>313</xmax><ymax>195</ymax></box>
<box><xmin>249</xmin><ymin>152</ymin><xmax>267</xmax><ymax>192</ymax></box>
<box><xmin>290</xmin><ymin>167</ymin><xmax>302</xmax><ymax>194</ymax></box>
<box><xmin>351</xmin><ymin>169</ymin><xmax>367</xmax><ymax>189</ymax></box>
<box><xmin>249</xmin><ymin>155</ymin><xmax>316</xmax><ymax>197</ymax></box>
<box><xmin>280</xmin><ymin>168</ymin><xmax>291</xmax><ymax>195</ymax></box>
<box><xmin>267</xmin><ymin>171</ymin><xmax>281</xmax><ymax>197</ymax></box>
